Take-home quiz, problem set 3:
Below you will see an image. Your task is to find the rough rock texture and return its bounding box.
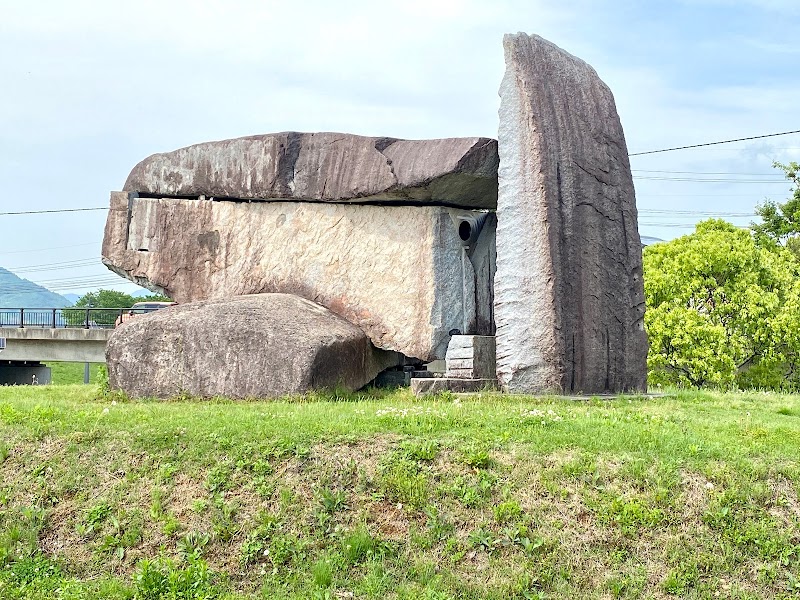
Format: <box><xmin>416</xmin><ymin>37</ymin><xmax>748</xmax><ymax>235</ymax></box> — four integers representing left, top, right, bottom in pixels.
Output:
<box><xmin>467</xmin><ymin>213</ymin><xmax>497</xmax><ymax>335</ymax></box>
<box><xmin>124</xmin><ymin>132</ymin><xmax>498</xmax><ymax>209</ymax></box>
<box><xmin>106</xmin><ymin>294</ymin><xmax>401</xmax><ymax>399</ymax></box>
<box><xmin>495</xmin><ymin>33</ymin><xmax>648</xmax><ymax>394</ymax></box>
<box><xmin>103</xmin><ymin>192</ymin><xmax>493</xmax><ymax>361</ymax></box>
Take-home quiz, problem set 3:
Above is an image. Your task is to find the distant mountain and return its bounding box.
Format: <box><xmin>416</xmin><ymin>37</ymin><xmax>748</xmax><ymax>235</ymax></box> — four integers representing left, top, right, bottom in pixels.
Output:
<box><xmin>62</xmin><ymin>293</ymin><xmax>81</xmax><ymax>305</ymax></box>
<box><xmin>0</xmin><ymin>267</ymin><xmax>71</xmax><ymax>308</ymax></box>
<box><xmin>641</xmin><ymin>236</ymin><xmax>664</xmax><ymax>247</ymax></box>
<box><xmin>132</xmin><ymin>288</ymin><xmax>157</xmax><ymax>298</ymax></box>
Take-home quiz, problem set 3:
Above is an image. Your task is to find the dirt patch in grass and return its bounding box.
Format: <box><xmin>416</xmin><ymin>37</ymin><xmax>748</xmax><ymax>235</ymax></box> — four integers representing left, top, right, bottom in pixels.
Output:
<box><xmin>366</xmin><ymin>500</ymin><xmax>411</xmax><ymax>541</ymax></box>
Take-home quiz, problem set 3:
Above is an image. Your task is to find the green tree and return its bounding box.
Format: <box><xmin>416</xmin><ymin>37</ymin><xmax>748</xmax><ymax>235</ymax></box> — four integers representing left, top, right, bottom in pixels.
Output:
<box><xmin>752</xmin><ymin>161</ymin><xmax>800</xmax><ymax>259</ymax></box>
<box><xmin>644</xmin><ymin>219</ymin><xmax>800</xmax><ymax>389</ymax></box>
<box><xmin>73</xmin><ymin>289</ymin><xmax>137</xmax><ymax>309</ymax></box>
<box><xmin>65</xmin><ymin>289</ymin><xmax>171</xmax><ymax>326</ymax></box>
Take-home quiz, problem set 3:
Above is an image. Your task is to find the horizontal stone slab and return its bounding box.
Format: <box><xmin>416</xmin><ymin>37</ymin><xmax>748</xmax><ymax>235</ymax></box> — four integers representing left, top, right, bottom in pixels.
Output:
<box><xmin>102</xmin><ymin>193</ymin><xmax>496</xmax><ymax>361</ymax></box>
<box><xmin>410</xmin><ymin>377</ymin><xmax>498</xmax><ymax>396</ymax></box>
<box><xmin>124</xmin><ymin>132</ymin><xmax>499</xmax><ymax>210</ymax></box>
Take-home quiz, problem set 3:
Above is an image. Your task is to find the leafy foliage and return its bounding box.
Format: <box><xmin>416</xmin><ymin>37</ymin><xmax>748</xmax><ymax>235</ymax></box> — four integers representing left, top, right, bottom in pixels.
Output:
<box><xmin>752</xmin><ymin>161</ymin><xmax>800</xmax><ymax>256</ymax></box>
<box><xmin>643</xmin><ymin>219</ymin><xmax>800</xmax><ymax>388</ymax></box>
<box><xmin>66</xmin><ymin>288</ymin><xmax>172</xmax><ymax>326</ymax></box>
<box><xmin>73</xmin><ymin>289</ymin><xmax>171</xmax><ymax>309</ymax></box>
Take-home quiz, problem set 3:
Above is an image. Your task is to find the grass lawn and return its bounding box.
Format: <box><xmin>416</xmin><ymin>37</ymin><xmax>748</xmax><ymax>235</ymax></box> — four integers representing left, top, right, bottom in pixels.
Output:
<box><xmin>0</xmin><ymin>385</ymin><xmax>798</xmax><ymax>599</ymax></box>
<box><xmin>45</xmin><ymin>363</ymin><xmax>105</xmax><ymax>386</ymax></box>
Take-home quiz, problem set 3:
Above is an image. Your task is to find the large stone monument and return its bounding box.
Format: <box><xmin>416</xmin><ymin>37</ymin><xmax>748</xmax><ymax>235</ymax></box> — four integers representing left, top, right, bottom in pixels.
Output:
<box><xmin>101</xmin><ymin>34</ymin><xmax>647</xmax><ymax>399</ymax></box>
<box><xmin>494</xmin><ymin>33</ymin><xmax>647</xmax><ymax>394</ymax></box>
<box><xmin>106</xmin><ymin>294</ymin><xmax>400</xmax><ymax>399</ymax></box>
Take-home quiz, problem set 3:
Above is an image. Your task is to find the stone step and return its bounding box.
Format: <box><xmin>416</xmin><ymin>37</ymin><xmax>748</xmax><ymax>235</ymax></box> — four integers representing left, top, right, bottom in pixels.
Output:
<box><xmin>411</xmin><ymin>377</ymin><xmax>497</xmax><ymax>396</ymax></box>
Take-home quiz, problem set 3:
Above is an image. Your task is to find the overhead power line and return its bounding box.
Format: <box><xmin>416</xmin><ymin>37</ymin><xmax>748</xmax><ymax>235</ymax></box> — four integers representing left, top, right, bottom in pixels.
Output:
<box><xmin>629</xmin><ymin>129</ymin><xmax>800</xmax><ymax>156</ymax></box>
<box><xmin>632</xmin><ymin>169</ymin><xmax>783</xmax><ymax>176</ymax></box>
<box><xmin>7</xmin><ymin>258</ymin><xmax>100</xmax><ymax>274</ymax></box>
<box><xmin>634</xmin><ymin>176</ymin><xmax>786</xmax><ymax>183</ymax></box>
<box><xmin>0</xmin><ymin>242</ymin><xmax>99</xmax><ymax>255</ymax></box>
<box><xmin>639</xmin><ymin>208</ymin><xmax>756</xmax><ymax>217</ymax></box>
<box><xmin>0</xmin><ymin>207</ymin><xmax>106</xmax><ymax>216</ymax></box>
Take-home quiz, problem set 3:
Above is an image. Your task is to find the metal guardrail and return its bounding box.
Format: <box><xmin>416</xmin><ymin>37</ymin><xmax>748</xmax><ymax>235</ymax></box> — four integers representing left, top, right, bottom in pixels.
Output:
<box><xmin>0</xmin><ymin>308</ymin><xmax>128</xmax><ymax>329</ymax></box>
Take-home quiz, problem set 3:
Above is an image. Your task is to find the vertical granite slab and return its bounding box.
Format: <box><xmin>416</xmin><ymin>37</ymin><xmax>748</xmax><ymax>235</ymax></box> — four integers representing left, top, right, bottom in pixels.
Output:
<box><xmin>495</xmin><ymin>33</ymin><xmax>648</xmax><ymax>394</ymax></box>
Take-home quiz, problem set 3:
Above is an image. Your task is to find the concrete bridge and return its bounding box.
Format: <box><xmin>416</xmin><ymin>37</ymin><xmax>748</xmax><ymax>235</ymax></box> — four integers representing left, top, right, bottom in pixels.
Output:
<box><xmin>0</xmin><ymin>307</ymin><xmax>121</xmax><ymax>385</ymax></box>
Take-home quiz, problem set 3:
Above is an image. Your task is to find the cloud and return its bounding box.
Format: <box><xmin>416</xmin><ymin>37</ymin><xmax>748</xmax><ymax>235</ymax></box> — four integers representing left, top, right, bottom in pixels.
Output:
<box><xmin>1</xmin><ymin>0</ymin><xmax>798</xmax><ymax>290</ymax></box>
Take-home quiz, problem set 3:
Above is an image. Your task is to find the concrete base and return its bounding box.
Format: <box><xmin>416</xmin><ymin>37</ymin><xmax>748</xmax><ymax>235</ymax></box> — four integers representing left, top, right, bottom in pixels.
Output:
<box><xmin>0</xmin><ymin>362</ymin><xmax>51</xmax><ymax>385</ymax></box>
<box><xmin>411</xmin><ymin>377</ymin><xmax>497</xmax><ymax>396</ymax></box>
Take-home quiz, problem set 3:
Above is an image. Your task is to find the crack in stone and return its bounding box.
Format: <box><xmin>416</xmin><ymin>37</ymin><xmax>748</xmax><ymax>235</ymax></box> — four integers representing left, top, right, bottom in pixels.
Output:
<box><xmin>574</xmin><ymin>161</ymin><xmax>611</xmax><ymax>186</ymax></box>
<box><xmin>373</xmin><ymin>143</ymin><xmax>398</xmax><ymax>185</ymax></box>
<box><xmin>575</xmin><ymin>201</ymin><xmax>618</xmax><ymax>222</ymax></box>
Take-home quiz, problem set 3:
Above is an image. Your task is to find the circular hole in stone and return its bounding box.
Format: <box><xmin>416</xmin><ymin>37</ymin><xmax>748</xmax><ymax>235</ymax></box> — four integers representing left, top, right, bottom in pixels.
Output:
<box><xmin>458</xmin><ymin>220</ymin><xmax>472</xmax><ymax>241</ymax></box>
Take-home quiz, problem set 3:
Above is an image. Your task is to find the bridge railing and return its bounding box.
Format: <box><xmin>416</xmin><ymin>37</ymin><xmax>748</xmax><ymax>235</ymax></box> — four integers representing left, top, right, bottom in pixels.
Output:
<box><xmin>0</xmin><ymin>308</ymin><xmax>127</xmax><ymax>329</ymax></box>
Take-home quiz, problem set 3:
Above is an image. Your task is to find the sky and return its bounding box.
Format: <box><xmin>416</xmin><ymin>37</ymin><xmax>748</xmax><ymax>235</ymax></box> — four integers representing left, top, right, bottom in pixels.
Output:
<box><xmin>0</xmin><ymin>0</ymin><xmax>798</xmax><ymax>298</ymax></box>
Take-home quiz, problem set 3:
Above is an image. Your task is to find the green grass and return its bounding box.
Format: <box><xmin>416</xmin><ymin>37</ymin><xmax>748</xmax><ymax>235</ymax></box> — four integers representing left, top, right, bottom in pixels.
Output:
<box><xmin>0</xmin><ymin>385</ymin><xmax>799</xmax><ymax>599</ymax></box>
<box><xmin>46</xmin><ymin>362</ymin><xmax>104</xmax><ymax>385</ymax></box>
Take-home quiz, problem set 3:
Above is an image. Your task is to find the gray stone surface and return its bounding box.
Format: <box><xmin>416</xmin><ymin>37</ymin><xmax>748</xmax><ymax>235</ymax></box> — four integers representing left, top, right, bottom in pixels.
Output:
<box><xmin>124</xmin><ymin>132</ymin><xmax>498</xmax><ymax>209</ymax></box>
<box><xmin>106</xmin><ymin>293</ymin><xmax>401</xmax><ymax>399</ymax></box>
<box><xmin>445</xmin><ymin>335</ymin><xmax>496</xmax><ymax>379</ymax></box>
<box><xmin>410</xmin><ymin>377</ymin><xmax>497</xmax><ymax>396</ymax></box>
<box><xmin>102</xmin><ymin>193</ymin><xmax>493</xmax><ymax>361</ymax></box>
<box><xmin>467</xmin><ymin>214</ymin><xmax>497</xmax><ymax>335</ymax></box>
<box><xmin>495</xmin><ymin>33</ymin><xmax>648</xmax><ymax>394</ymax></box>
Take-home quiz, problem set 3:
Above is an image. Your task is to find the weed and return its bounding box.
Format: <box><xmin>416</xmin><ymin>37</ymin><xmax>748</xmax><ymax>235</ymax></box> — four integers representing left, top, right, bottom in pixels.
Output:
<box><xmin>424</xmin><ymin>505</ymin><xmax>454</xmax><ymax>542</ymax></box>
<box><xmin>240</xmin><ymin>513</ymin><xmax>279</xmax><ymax>565</ymax></box>
<box><xmin>210</xmin><ymin>498</ymin><xmax>239</xmax><ymax>542</ymax></box>
<box><xmin>379</xmin><ymin>456</ymin><xmax>428</xmax><ymax>509</ymax></box>
<box><xmin>341</xmin><ymin>525</ymin><xmax>389</xmax><ymax>565</ymax></box>
<box><xmin>493</xmin><ymin>499</ymin><xmax>522</xmax><ymax>523</ymax></box>
<box><xmin>467</xmin><ymin>525</ymin><xmax>499</xmax><ymax>554</ymax></box>
<box><xmin>150</xmin><ymin>488</ymin><xmax>166</xmax><ymax>520</ymax></box>
<box><xmin>0</xmin><ymin>506</ymin><xmax>45</xmax><ymax>566</ymax></box>
<box><xmin>501</xmin><ymin>523</ymin><xmax>547</xmax><ymax>555</ymax></box>
<box><xmin>446</xmin><ymin>470</ymin><xmax>495</xmax><ymax>508</ymax></box>
<box><xmin>0</xmin><ymin>402</ymin><xmax>23</xmax><ymax>424</ymax></box>
<box><xmin>205</xmin><ymin>464</ymin><xmax>233</xmax><ymax>493</ymax></box>
<box><xmin>156</xmin><ymin>462</ymin><xmax>179</xmax><ymax>482</ymax></box>
<box><xmin>268</xmin><ymin>532</ymin><xmax>306</xmax><ymax>567</ymax></box>
<box><xmin>161</xmin><ymin>514</ymin><xmax>182</xmax><ymax>537</ymax></box>
<box><xmin>178</xmin><ymin>531</ymin><xmax>210</xmax><ymax>561</ymax></box>
<box><xmin>133</xmin><ymin>556</ymin><xmax>219</xmax><ymax>599</ymax></box>
<box><xmin>76</xmin><ymin>502</ymin><xmax>112</xmax><ymax>538</ymax></box>
<box><xmin>0</xmin><ymin>553</ymin><xmax>61</xmax><ymax>587</ymax></box>
<box><xmin>600</xmin><ymin>495</ymin><xmax>665</xmax><ymax>536</ymax></box>
<box><xmin>94</xmin><ymin>513</ymin><xmax>142</xmax><ymax>560</ymax></box>
<box><xmin>317</xmin><ymin>487</ymin><xmax>348</xmax><ymax>513</ymax></box>
<box><xmin>662</xmin><ymin>561</ymin><xmax>699</xmax><ymax>595</ymax></box>
<box><xmin>400</xmin><ymin>439</ymin><xmax>440</xmax><ymax>462</ymax></box>
<box><xmin>311</xmin><ymin>557</ymin><xmax>333</xmax><ymax>588</ymax></box>
<box><xmin>462</xmin><ymin>446</ymin><xmax>492</xmax><ymax>469</ymax></box>
<box><xmin>605</xmin><ymin>568</ymin><xmax>647</xmax><ymax>598</ymax></box>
